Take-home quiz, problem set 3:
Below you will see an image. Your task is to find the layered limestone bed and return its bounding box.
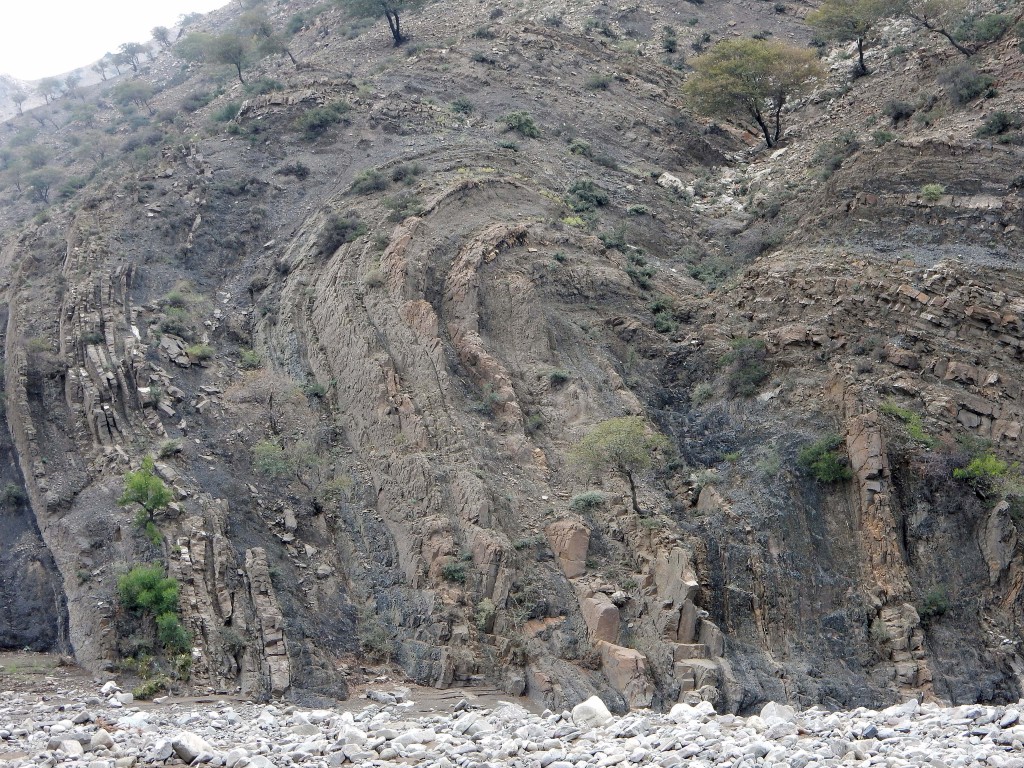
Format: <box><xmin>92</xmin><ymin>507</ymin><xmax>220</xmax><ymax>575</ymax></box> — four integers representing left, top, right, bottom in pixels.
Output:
<box><xmin>2</xmin><ymin>669</ymin><xmax>1024</xmax><ymax>768</ymax></box>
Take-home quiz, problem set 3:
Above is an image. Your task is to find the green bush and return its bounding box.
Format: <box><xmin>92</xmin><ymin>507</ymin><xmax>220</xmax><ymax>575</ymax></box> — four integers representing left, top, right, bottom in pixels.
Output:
<box><xmin>548</xmin><ymin>369</ymin><xmax>571</xmax><ymax>386</ymax></box>
<box><xmin>451</xmin><ymin>97</ymin><xmax>473</xmax><ymax>115</ymax></box>
<box><xmin>883</xmin><ymin>99</ymin><xmax>914</xmax><ymax>123</ymax></box>
<box><xmin>245</xmin><ymin>78</ymin><xmax>284</xmax><ymax>96</ymax></box>
<box><xmin>939</xmin><ymin>63</ymin><xmax>995</xmax><ymax>106</ymax></box>
<box><xmin>239</xmin><ymin>348</ymin><xmax>263</xmax><ymax>369</ymax></box>
<box><xmin>252</xmin><ymin>439</ymin><xmax>292</xmax><ymax>478</ymax></box>
<box><xmin>1</xmin><ymin>482</ymin><xmax>27</xmax><ymax>508</ymax></box>
<box><xmin>500</xmin><ymin>111</ymin><xmax>540</xmax><ymax>138</ymax></box>
<box><xmin>132</xmin><ymin>676</ymin><xmax>170</xmax><ymax>700</ymax></box>
<box><xmin>211</xmin><ymin>101</ymin><xmax>241</xmax><ymax>123</ymax></box>
<box><xmin>441</xmin><ymin>561</ymin><xmax>467</xmax><ymax>583</ymax></box>
<box><xmin>879</xmin><ymin>400</ymin><xmax>934</xmax><ymax>446</ymax></box>
<box><xmin>953</xmin><ymin>452</ymin><xmax>1009</xmax><ymax>493</ymax></box>
<box><xmin>566</xmin><ymin>179</ymin><xmax>609</xmax><ymax>212</ymax></box>
<box><xmin>872</xmin><ymin>130</ymin><xmax>896</xmax><ymax>146</ymax></box>
<box><xmin>797</xmin><ymin>434</ymin><xmax>852</xmax><ymax>483</ymax></box>
<box><xmin>156</xmin><ymin>612</ymin><xmax>192</xmax><ymax>653</ymax></box>
<box><xmin>721</xmin><ymin>337</ymin><xmax>770</xmax><ymax>397</ymax></box>
<box><xmin>186</xmin><ymin>343</ymin><xmax>214</xmax><ymax>362</ymax></box>
<box><xmin>275</xmin><ymin>161</ymin><xmax>310</xmax><ymax>180</ymax></box>
<box><xmin>584</xmin><ymin>74</ymin><xmax>612</xmax><ymax>90</ymax></box>
<box><xmin>319</xmin><ymin>214</ymin><xmax>367</xmax><ymax>254</ymax></box>
<box><xmin>118</xmin><ymin>565</ymin><xmax>179</xmax><ymax>615</ymax></box>
<box><xmin>295</xmin><ymin>101</ymin><xmax>350</xmax><ymax>139</ymax></box>
<box><xmin>920</xmin><ymin>183</ymin><xmax>945</xmax><ymax>202</ymax></box>
<box><xmin>474</xmin><ymin>598</ymin><xmax>496</xmax><ymax>631</ymax></box>
<box><xmin>977</xmin><ymin>111</ymin><xmax>1022</xmax><ymax>138</ymax></box>
<box><xmin>568</xmin><ymin>138</ymin><xmax>593</xmax><ymax>157</ymax></box>
<box><xmin>570</xmin><ymin>491</ymin><xmax>605</xmax><ymax>511</ymax></box>
<box><xmin>918</xmin><ymin>588</ymin><xmax>949</xmax><ymax>621</ymax></box>
<box><xmin>350</xmin><ymin>169</ymin><xmax>389</xmax><ymax>194</ymax></box>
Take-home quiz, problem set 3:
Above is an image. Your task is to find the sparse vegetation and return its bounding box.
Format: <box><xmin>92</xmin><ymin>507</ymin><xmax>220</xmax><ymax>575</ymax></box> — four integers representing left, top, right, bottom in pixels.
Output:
<box><xmin>500</xmin><ymin>111</ymin><xmax>540</xmax><ymax>138</ymax></box>
<box><xmin>721</xmin><ymin>337</ymin><xmax>770</xmax><ymax>397</ymax></box>
<box><xmin>920</xmin><ymin>183</ymin><xmax>945</xmax><ymax>202</ymax></box>
<box><xmin>570</xmin><ymin>491</ymin><xmax>606</xmax><ymax>512</ymax></box>
<box><xmin>879</xmin><ymin>400</ymin><xmax>934</xmax><ymax>446</ymax></box>
<box><xmin>441</xmin><ymin>561</ymin><xmax>467</xmax><ymax>583</ymax></box>
<box><xmin>319</xmin><ymin>213</ymin><xmax>368</xmax><ymax>254</ymax></box>
<box><xmin>797</xmin><ymin>434</ymin><xmax>853</xmax><ymax>483</ymax></box>
<box><xmin>295</xmin><ymin>101</ymin><xmax>351</xmax><ymax>139</ymax></box>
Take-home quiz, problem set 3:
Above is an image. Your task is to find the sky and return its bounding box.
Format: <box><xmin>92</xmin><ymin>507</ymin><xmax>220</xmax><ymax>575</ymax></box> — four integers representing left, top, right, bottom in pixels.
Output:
<box><xmin>0</xmin><ymin>0</ymin><xmax>230</xmax><ymax>81</ymax></box>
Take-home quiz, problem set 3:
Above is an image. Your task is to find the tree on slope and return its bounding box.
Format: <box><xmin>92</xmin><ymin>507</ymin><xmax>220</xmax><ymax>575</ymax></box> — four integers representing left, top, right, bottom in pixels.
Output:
<box><xmin>808</xmin><ymin>0</ymin><xmax>888</xmax><ymax>76</ymax></box>
<box><xmin>683</xmin><ymin>38</ymin><xmax>823</xmax><ymax>148</ymax></box>
<box><xmin>341</xmin><ymin>0</ymin><xmax>426</xmax><ymax>46</ymax></box>
<box><xmin>571</xmin><ymin>416</ymin><xmax>671</xmax><ymax>516</ymax></box>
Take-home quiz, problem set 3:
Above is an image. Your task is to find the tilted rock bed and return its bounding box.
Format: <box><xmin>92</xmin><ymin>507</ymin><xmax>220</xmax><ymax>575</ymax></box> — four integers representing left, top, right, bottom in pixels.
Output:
<box><xmin>2</xmin><ymin>682</ymin><xmax>1023</xmax><ymax>768</ymax></box>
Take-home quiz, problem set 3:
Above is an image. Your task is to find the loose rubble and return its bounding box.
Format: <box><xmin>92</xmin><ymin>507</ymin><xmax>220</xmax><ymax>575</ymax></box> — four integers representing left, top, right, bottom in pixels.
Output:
<box><xmin>3</xmin><ymin>681</ymin><xmax>1024</xmax><ymax>768</ymax></box>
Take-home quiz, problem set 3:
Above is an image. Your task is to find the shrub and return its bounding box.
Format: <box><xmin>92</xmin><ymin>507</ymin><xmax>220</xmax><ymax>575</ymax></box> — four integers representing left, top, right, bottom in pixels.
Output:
<box><xmin>953</xmin><ymin>452</ymin><xmax>1010</xmax><ymax>494</ymax></box>
<box><xmin>275</xmin><ymin>161</ymin><xmax>310</xmax><ymax>180</ymax></box>
<box><xmin>566</xmin><ymin>179</ymin><xmax>609</xmax><ymax>212</ymax></box>
<box><xmin>627</xmin><ymin>204</ymin><xmax>650</xmax><ymax>216</ymax></box>
<box><xmin>473</xmin><ymin>26</ymin><xmax>497</xmax><ymax>39</ymax></box>
<box><xmin>211</xmin><ymin>101</ymin><xmax>241</xmax><ymax>123</ymax></box>
<box><xmin>879</xmin><ymin>400</ymin><xmax>934</xmax><ymax>446</ymax></box>
<box><xmin>872</xmin><ymin>130</ymin><xmax>896</xmax><ymax>146</ymax></box>
<box><xmin>568</xmin><ymin>138</ymin><xmax>593</xmax><ymax>157</ymax></box>
<box><xmin>384</xmin><ymin>191</ymin><xmax>423</xmax><ymax>221</ymax></box>
<box><xmin>319</xmin><ymin>214</ymin><xmax>367</xmax><ymax>254</ymax></box>
<box><xmin>239</xmin><ymin>348</ymin><xmax>263</xmax><ymax>369</ymax></box>
<box><xmin>181</xmin><ymin>91</ymin><xmax>214</xmax><ymax>113</ymax></box>
<box><xmin>186</xmin><ymin>344</ymin><xmax>214</xmax><ymax>362</ymax></box>
<box><xmin>918</xmin><ymin>588</ymin><xmax>949</xmax><ymax>621</ymax></box>
<box><xmin>584</xmin><ymin>74</ymin><xmax>612</xmax><ymax>90</ymax></box>
<box><xmin>391</xmin><ymin>163</ymin><xmax>423</xmax><ymax>183</ymax></box>
<box><xmin>441</xmin><ymin>561</ymin><xmax>467</xmax><ymax>583</ymax></box>
<box><xmin>118</xmin><ymin>565</ymin><xmax>179</xmax><ymax>615</ymax></box>
<box><xmin>797</xmin><ymin>434</ymin><xmax>852</xmax><ymax>483</ymax></box>
<box><xmin>350</xmin><ymin>169</ymin><xmax>389</xmax><ymax>194</ymax></box>
<box><xmin>358</xmin><ymin>605</ymin><xmax>395</xmax><ymax>661</ymax></box>
<box><xmin>977</xmin><ymin>111</ymin><xmax>1022</xmax><ymax>138</ymax></box>
<box><xmin>883</xmin><ymin>100</ymin><xmax>915</xmax><ymax>123</ymax></box>
<box><xmin>295</xmin><ymin>101</ymin><xmax>350</xmax><ymax>139</ymax></box>
<box><xmin>939</xmin><ymin>63</ymin><xmax>995</xmax><ymax>106</ymax></box>
<box><xmin>132</xmin><ymin>676</ymin><xmax>170</xmax><ymax>700</ymax></box>
<box><xmin>451</xmin><ymin>97</ymin><xmax>473</xmax><ymax>115</ymax></box>
<box><xmin>497</xmin><ymin>139</ymin><xmax>519</xmax><ymax>151</ymax></box>
<box><xmin>156</xmin><ymin>612</ymin><xmax>192</xmax><ymax>653</ymax></box>
<box><xmin>500</xmin><ymin>111</ymin><xmax>540</xmax><ymax>138</ymax></box>
<box><xmin>548</xmin><ymin>369</ymin><xmax>571</xmax><ymax>386</ymax></box>
<box><xmin>920</xmin><ymin>183</ymin><xmax>945</xmax><ymax>202</ymax></box>
<box><xmin>252</xmin><ymin>440</ymin><xmax>292</xmax><ymax>479</ymax></box>
<box><xmin>474</xmin><ymin>598</ymin><xmax>496</xmax><ymax>631</ymax></box>
<box><xmin>1</xmin><ymin>482</ymin><xmax>28</xmax><ymax>508</ymax></box>
<box><xmin>244</xmin><ymin>78</ymin><xmax>284</xmax><ymax>96</ymax></box>
<box><xmin>157</xmin><ymin>439</ymin><xmax>182</xmax><ymax>459</ymax></box>
<box><xmin>570</xmin><ymin>491</ymin><xmax>606</xmax><ymax>511</ymax></box>
<box><xmin>721</xmin><ymin>337</ymin><xmax>769</xmax><ymax>397</ymax></box>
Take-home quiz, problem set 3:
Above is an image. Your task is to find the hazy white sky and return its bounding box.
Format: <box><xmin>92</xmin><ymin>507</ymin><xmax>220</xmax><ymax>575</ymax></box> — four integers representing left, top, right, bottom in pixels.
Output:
<box><xmin>0</xmin><ymin>0</ymin><xmax>230</xmax><ymax>80</ymax></box>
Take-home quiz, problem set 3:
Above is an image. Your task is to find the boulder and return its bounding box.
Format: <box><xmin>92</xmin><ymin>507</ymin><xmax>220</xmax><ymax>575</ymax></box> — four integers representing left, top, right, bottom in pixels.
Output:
<box><xmin>597</xmin><ymin>641</ymin><xmax>655</xmax><ymax>709</ymax></box>
<box><xmin>571</xmin><ymin>695</ymin><xmax>613</xmax><ymax>728</ymax></box>
<box><xmin>545</xmin><ymin>519</ymin><xmax>589</xmax><ymax>578</ymax></box>
<box><xmin>760</xmin><ymin>701</ymin><xmax>797</xmax><ymax>725</ymax></box>
<box><xmin>581</xmin><ymin>596</ymin><xmax>620</xmax><ymax>643</ymax></box>
<box><xmin>172</xmin><ymin>732</ymin><xmax>214</xmax><ymax>763</ymax></box>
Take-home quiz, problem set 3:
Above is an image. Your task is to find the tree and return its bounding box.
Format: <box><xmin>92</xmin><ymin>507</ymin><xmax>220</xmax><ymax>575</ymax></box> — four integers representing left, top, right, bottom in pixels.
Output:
<box><xmin>10</xmin><ymin>89</ymin><xmax>26</xmax><ymax>115</ymax></box>
<box><xmin>683</xmin><ymin>38</ymin><xmax>823</xmax><ymax>148</ymax></box>
<box><xmin>240</xmin><ymin>9</ymin><xmax>299</xmax><ymax>65</ymax></box>
<box><xmin>64</xmin><ymin>71</ymin><xmax>84</xmax><ymax>101</ymax></box>
<box><xmin>342</xmin><ymin>0</ymin><xmax>426</xmax><ymax>46</ymax></box>
<box><xmin>178</xmin><ymin>32</ymin><xmax>251</xmax><ymax>83</ymax></box>
<box><xmin>91</xmin><ymin>57</ymin><xmax>111</xmax><ymax>81</ymax></box>
<box><xmin>571</xmin><ymin>416</ymin><xmax>671</xmax><ymax>516</ymax></box>
<box><xmin>111</xmin><ymin>80</ymin><xmax>155</xmax><ymax>114</ymax></box>
<box><xmin>152</xmin><ymin>25</ymin><xmax>172</xmax><ymax>50</ymax></box>
<box><xmin>25</xmin><ymin>167</ymin><xmax>59</xmax><ymax>203</ymax></box>
<box><xmin>119</xmin><ymin>456</ymin><xmax>173</xmax><ymax>523</ymax></box>
<box><xmin>893</xmin><ymin>0</ymin><xmax>1020</xmax><ymax>57</ymax></box>
<box><xmin>176</xmin><ymin>12</ymin><xmax>205</xmax><ymax>41</ymax></box>
<box><xmin>119</xmin><ymin>42</ymin><xmax>148</xmax><ymax>72</ymax></box>
<box><xmin>35</xmin><ymin>77</ymin><xmax>62</xmax><ymax>104</ymax></box>
<box><xmin>807</xmin><ymin>0</ymin><xmax>888</xmax><ymax>76</ymax></box>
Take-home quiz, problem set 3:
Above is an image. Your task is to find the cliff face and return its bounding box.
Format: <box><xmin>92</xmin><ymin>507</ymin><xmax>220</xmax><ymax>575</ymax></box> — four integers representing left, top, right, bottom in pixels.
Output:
<box><xmin>0</xmin><ymin>0</ymin><xmax>1022</xmax><ymax>713</ymax></box>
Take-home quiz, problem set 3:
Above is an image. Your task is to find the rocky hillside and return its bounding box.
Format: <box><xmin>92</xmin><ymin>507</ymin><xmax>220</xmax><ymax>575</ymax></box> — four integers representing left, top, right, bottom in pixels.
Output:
<box><xmin>0</xmin><ymin>0</ymin><xmax>1022</xmax><ymax>714</ymax></box>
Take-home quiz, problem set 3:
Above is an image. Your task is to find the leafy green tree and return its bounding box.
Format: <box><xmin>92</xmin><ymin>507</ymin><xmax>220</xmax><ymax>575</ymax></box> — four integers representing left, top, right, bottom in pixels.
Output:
<box><xmin>152</xmin><ymin>26</ymin><xmax>172</xmax><ymax>50</ymax></box>
<box><xmin>571</xmin><ymin>416</ymin><xmax>671</xmax><ymax>515</ymax></box>
<box><xmin>239</xmin><ymin>9</ymin><xmax>300</xmax><ymax>65</ymax></box>
<box><xmin>10</xmin><ymin>89</ymin><xmax>27</xmax><ymax>115</ymax></box>
<box><xmin>111</xmin><ymin>80</ymin><xmax>155</xmax><ymax>114</ymax></box>
<box><xmin>35</xmin><ymin>77</ymin><xmax>62</xmax><ymax>104</ymax></box>
<box><xmin>119</xmin><ymin>456</ymin><xmax>172</xmax><ymax>522</ymax></box>
<box><xmin>893</xmin><ymin>0</ymin><xmax>1019</xmax><ymax>56</ymax></box>
<box><xmin>683</xmin><ymin>38</ymin><xmax>823</xmax><ymax>147</ymax></box>
<box><xmin>342</xmin><ymin>0</ymin><xmax>426</xmax><ymax>46</ymax></box>
<box><xmin>118</xmin><ymin>564</ymin><xmax>179</xmax><ymax>614</ymax></box>
<box><xmin>25</xmin><ymin>167</ymin><xmax>59</xmax><ymax>203</ymax></box>
<box><xmin>807</xmin><ymin>0</ymin><xmax>888</xmax><ymax>75</ymax></box>
<box><xmin>178</xmin><ymin>32</ymin><xmax>251</xmax><ymax>83</ymax></box>
<box><xmin>64</xmin><ymin>72</ymin><xmax>84</xmax><ymax>101</ymax></box>
<box><xmin>119</xmin><ymin>42</ymin><xmax>149</xmax><ymax>72</ymax></box>
<box><xmin>797</xmin><ymin>435</ymin><xmax>853</xmax><ymax>483</ymax></box>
